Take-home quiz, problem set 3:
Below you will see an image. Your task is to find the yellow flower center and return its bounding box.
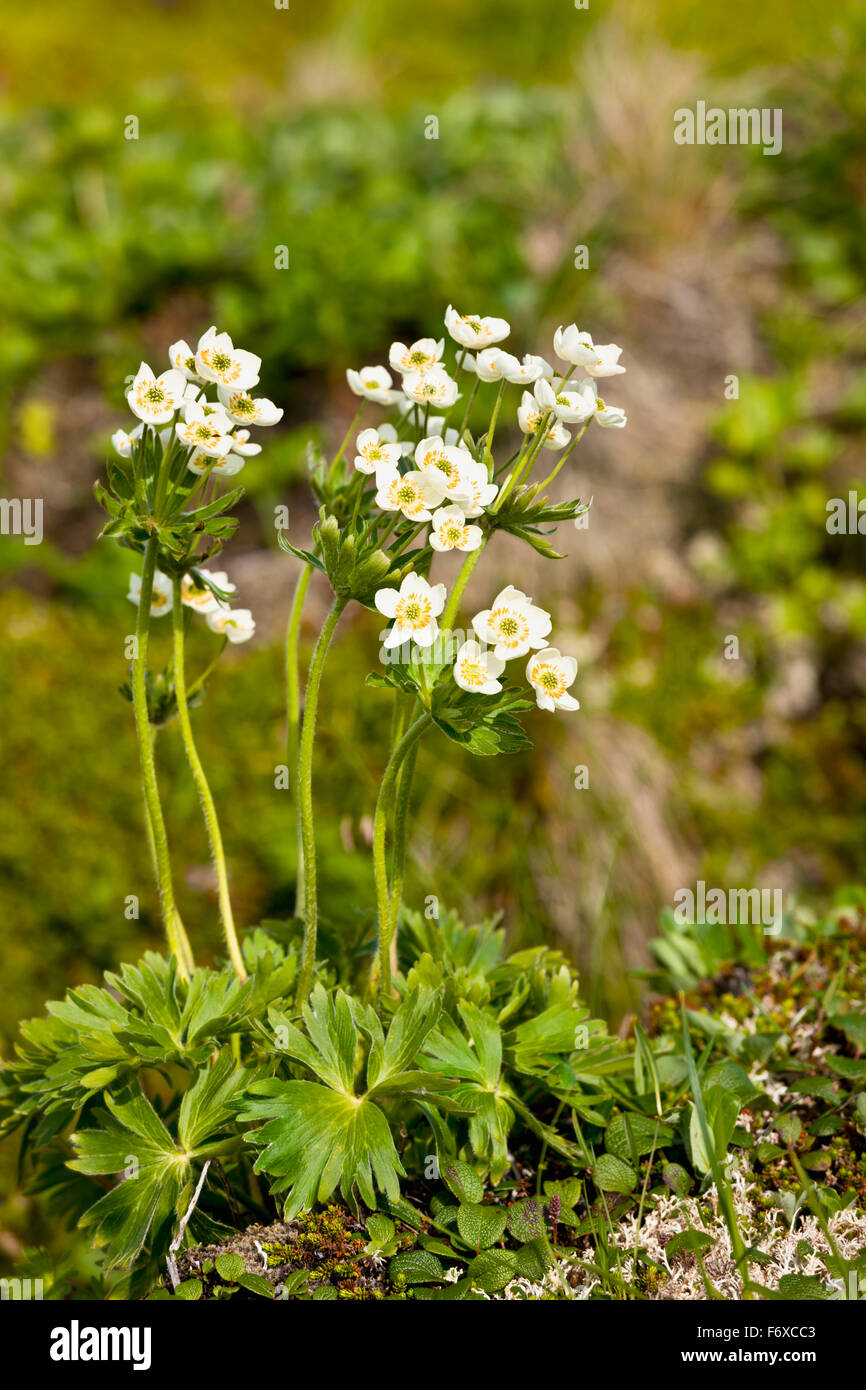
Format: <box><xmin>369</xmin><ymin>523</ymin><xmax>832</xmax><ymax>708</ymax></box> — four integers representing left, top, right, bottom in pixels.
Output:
<box><xmin>533</xmin><ymin>663</ymin><xmax>566</xmax><ymax>696</ymax></box>
<box><xmin>396</xmin><ymin>595</ymin><xmax>432</xmax><ymax>628</ymax></box>
<box><xmin>459</xmin><ymin>659</ymin><xmax>486</xmax><ymax>687</ymax></box>
<box><xmin>495</xmin><ymin>612</ymin><xmax>525</xmax><ymax>642</ymax></box>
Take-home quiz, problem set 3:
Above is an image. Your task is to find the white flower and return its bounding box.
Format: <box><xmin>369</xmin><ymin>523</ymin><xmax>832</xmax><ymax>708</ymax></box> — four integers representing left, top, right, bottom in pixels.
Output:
<box><xmin>468</xmin><ymin>348</ymin><xmax>521</xmax><ymax>382</ymax></box>
<box><xmin>354</xmin><ymin>427</ymin><xmax>404</xmax><ymax>475</ymax></box>
<box><xmin>517</xmin><ymin>391</ymin><xmax>571</xmax><ymax>449</ymax></box>
<box><xmin>127</xmin><ymin>363</ymin><xmax>187</xmax><ymax>425</ymax></box>
<box><xmin>533</xmin><ymin>377</ymin><xmax>557</xmax><ymax>410</ymax></box>
<box><xmin>472</xmin><ymin>585</ymin><xmax>552</xmax><ymax>661</ymax></box>
<box><xmin>429</xmin><ymin>505</ymin><xmax>483</xmax><ymax>553</ymax></box>
<box><xmin>127</xmin><ymin>569</ymin><xmax>173</xmax><ymax>617</ymax></box>
<box><xmin>175</xmin><ymin>402</ymin><xmax>233</xmax><ymax>457</ymax></box>
<box><xmin>195</xmin><ymin>326</ymin><xmax>261</xmax><ymax>391</ymax></box>
<box><xmin>206</xmin><ymin>606</ymin><xmax>256</xmax><ymax>643</ymax></box>
<box><xmin>445</xmin><ymin>304</ymin><xmax>510</xmax><ymax>349</ymax></box>
<box><xmin>453</xmin><ymin>639</ymin><xmax>505</xmax><ymax>694</ymax></box>
<box><xmin>579</xmin><ymin>378</ymin><xmax>627</xmax><ymax>428</ymax></box>
<box><xmin>526</xmin><ymin>647</ymin><xmax>579</xmax><ymax>711</ymax></box>
<box><xmin>414</xmin><ymin>436</ymin><xmax>472</xmax><ymax>498</ymax></box>
<box><xmin>552</xmin><ymin>380</ymin><xmax>596</xmax><ymax>424</ymax></box>
<box><xmin>388</xmin><ymin>338</ymin><xmax>444</xmax><ymax>376</ymax></box>
<box><xmin>188</xmin><ymin>450</ymin><xmax>246</xmax><ymax>476</ymax></box>
<box><xmin>594</xmin><ymin>396</ymin><xmax>627</xmax><ymax>428</ymax></box>
<box><xmin>228</xmin><ymin>429</ymin><xmax>262</xmax><ymax>458</ymax></box>
<box><xmin>217</xmin><ymin>385</ymin><xmax>283</xmax><ymax>427</ymax></box>
<box><xmin>553</xmin><ymin>325</ymin><xmax>625</xmax><ymax>377</ymax></box>
<box><xmin>375</xmin><ymin>573</ymin><xmax>446</xmax><ymax>650</ymax></box>
<box><xmin>346</xmin><ymin>365</ymin><xmax>397</xmax><ymax>405</ymax></box>
<box><xmin>451</xmin><ymin>458</ymin><xmax>499</xmax><ymax>516</ymax></box>
<box><xmin>111</xmin><ymin>423</ymin><xmax>144</xmax><ymax>457</ymax></box>
<box><xmin>375</xmin><ymin>467</ymin><xmax>446</xmax><ymax>521</ymax></box>
<box><xmin>402</xmin><ymin>367</ymin><xmax>459</xmax><ymax>408</ymax></box>
<box><xmin>169</xmin><ymin>339</ymin><xmax>206</xmax><ymax>384</ymax></box>
<box><xmin>181</xmin><ymin>569</ymin><xmax>236</xmax><ymax>614</ymax></box>
<box><xmin>522</xmin><ymin>354</ymin><xmax>554</xmax><ymax>380</ymax></box>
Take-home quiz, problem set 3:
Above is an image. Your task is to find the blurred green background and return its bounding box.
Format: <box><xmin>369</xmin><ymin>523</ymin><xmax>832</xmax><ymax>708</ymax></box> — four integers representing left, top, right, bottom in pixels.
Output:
<box><xmin>1</xmin><ymin>0</ymin><xmax>865</xmax><ymax>1108</ymax></box>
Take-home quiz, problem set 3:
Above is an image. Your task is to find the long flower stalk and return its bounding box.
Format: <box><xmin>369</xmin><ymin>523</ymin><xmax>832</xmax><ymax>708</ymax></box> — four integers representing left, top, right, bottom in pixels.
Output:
<box><xmin>294</xmin><ymin>594</ymin><xmax>349</xmax><ymax>1008</ymax></box>
<box><xmin>373</xmin><ymin>710</ymin><xmax>432</xmax><ymax>998</ymax></box>
<box><xmin>132</xmin><ymin>537</ymin><xmax>194</xmax><ymax>977</ymax></box>
<box><xmin>388</xmin><ymin>735</ymin><xmax>421</xmax><ymax>943</ymax></box>
<box><xmin>171</xmin><ymin>577</ymin><xmax>246</xmax><ymax>980</ymax></box>
<box><xmin>284</xmin><ymin>563</ymin><xmax>313</xmax><ymax>915</ymax></box>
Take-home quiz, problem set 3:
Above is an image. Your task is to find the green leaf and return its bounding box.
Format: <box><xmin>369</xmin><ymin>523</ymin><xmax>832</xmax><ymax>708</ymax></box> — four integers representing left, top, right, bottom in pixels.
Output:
<box><xmin>440</xmin><ymin>1159</ymin><xmax>484</xmax><ymax>1205</ymax></box>
<box><xmin>662</xmin><ymin>1163</ymin><xmax>691</xmax><ymax>1196</ymax></box>
<box><xmin>178</xmin><ymin>1050</ymin><xmax>248</xmax><ymax>1150</ymax></box>
<box><xmin>689</xmin><ymin>1085</ymin><xmax>740</xmax><ymax>1175</ymax></box>
<box><xmin>514</xmin><ymin>1237</ymin><xmax>555</xmax><ymax>1280</ymax></box>
<box><xmin>466</xmin><ymin>1249</ymin><xmax>519</xmax><ymax>1292</ymax></box>
<box><xmin>775</xmin><ymin>1113</ymin><xmax>802</xmax><ymax>1145</ymax></box>
<box><xmin>666</xmin><ymin>1230</ymin><xmax>715</xmax><ymax>1258</ymax></box>
<box><xmin>69</xmin><ymin>1090</ymin><xmax>190</xmax><ymax>1270</ymax></box>
<box><xmin>605</xmin><ymin>1112</ymin><xmax>674</xmax><ymax>1162</ymax></box>
<box><xmin>456</xmin><ymin>1202</ymin><xmax>507</xmax><ymax>1250</ymax></box>
<box><xmin>365</xmin><ymin>1214</ymin><xmax>396</xmax><ymax>1247</ymax></box>
<box><xmin>242</xmin><ymin>1080</ymin><xmax>404</xmax><ymax>1218</ymax></box>
<box><xmin>389</xmin><ymin>1250</ymin><xmax>445</xmax><ymax>1285</ymax></box>
<box><xmin>174</xmin><ymin>1279</ymin><xmax>203</xmax><ymax>1301</ymax></box>
<box><xmin>827</xmin><ymin>1056</ymin><xmax>866</xmax><ymax>1081</ymax></box>
<box><xmin>215</xmin><ymin>1253</ymin><xmax>246</xmax><ymax>1283</ymax></box>
<box><xmin>593</xmin><ymin>1153</ymin><xmax>637</xmax><ymax>1194</ymax></box>
<box><xmin>828</xmin><ymin>1012</ymin><xmax>866</xmax><ymax>1049</ymax></box>
<box><xmin>506</xmin><ymin>1198</ymin><xmax>545</xmax><ymax>1243</ymax></box>
<box><xmin>237</xmin><ymin>1273</ymin><xmax>274</xmax><ymax>1298</ymax></box>
<box><xmin>777</xmin><ymin>1274</ymin><xmax>830</xmax><ymax>1301</ymax></box>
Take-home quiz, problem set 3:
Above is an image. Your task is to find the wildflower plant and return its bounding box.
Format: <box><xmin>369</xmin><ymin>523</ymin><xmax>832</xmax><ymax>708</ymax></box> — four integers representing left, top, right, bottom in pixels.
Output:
<box><xmin>0</xmin><ymin>307</ymin><xmax>650</xmax><ymax>1294</ymax></box>
<box><xmin>279</xmin><ymin>305</ymin><xmax>627</xmax><ymax>1002</ymax></box>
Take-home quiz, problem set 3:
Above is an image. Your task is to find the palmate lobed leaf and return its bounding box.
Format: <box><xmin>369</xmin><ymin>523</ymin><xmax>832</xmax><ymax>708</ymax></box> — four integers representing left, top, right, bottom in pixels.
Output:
<box><xmin>241</xmin><ymin>1081</ymin><xmax>405</xmax><ymax>1218</ymax></box>
<box><xmin>66</xmin><ymin>1051</ymin><xmax>249</xmax><ymax>1270</ymax></box>
<box><xmin>244</xmin><ymin>986</ymin><xmax>449</xmax><ymax>1215</ymax></box>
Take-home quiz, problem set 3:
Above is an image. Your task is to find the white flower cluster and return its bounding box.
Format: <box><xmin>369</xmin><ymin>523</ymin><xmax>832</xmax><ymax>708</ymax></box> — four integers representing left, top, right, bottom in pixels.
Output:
<box><xmin>126</xmin><ymin>567</ymin><xmax>255</xmax><ymax>642</ymax></box>
<box><xmin>120</xmin><ymin>327</ymin><xmax>281</xmax><ymax>641</ymax></box>
<box><xmin>375</xmin><ymin>575</ymin><xmax>578</xmax><ymax>712</ymax></box>
<box><xmin>347</xmin><ymin>306</ymin><xmax>629</xmax><ymax>712</ymax></box>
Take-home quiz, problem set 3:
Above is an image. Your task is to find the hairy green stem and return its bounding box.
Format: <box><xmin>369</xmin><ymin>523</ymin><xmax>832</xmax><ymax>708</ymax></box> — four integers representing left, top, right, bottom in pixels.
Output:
<box><xmin>441</xmin><ymin>541</ymin><xmax>487</xmax><ymax>631</ymax></box>
<box><xmin>294</xmin><ymin>594</ymin><xmax>348</xmax><ymax>1008</ymax></box>
<box><xmin>172</xmin><ymin>579</ymin><xmax>246</xmax><ymax>980</ymax></box>
<box><xmin>132</xmin><ymin>538</ymin><xmax>193</xmax><ymax>977</ymax></box>
<box><xmin>481</xmin><ymin>379</ymin><xmax>505</xmax><ymax>472</ymax></box>
<box><xmin>388</xmin><ymin>735</ymin><xmax>421</xmax><ymax>937</ymax></box>
<box><xmin>374</xmin><ymin>712</ymin><xmax>431</xmax><ymax>997</ymax></box>
<box><xmin>285</xmin><ymin>564</ymin><xmax>313</xmax><ymax>916</ymax></box>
